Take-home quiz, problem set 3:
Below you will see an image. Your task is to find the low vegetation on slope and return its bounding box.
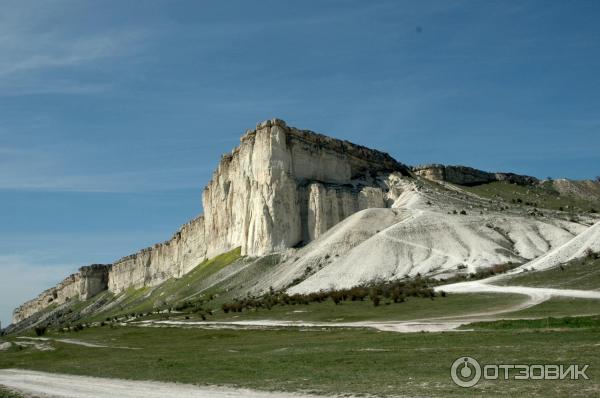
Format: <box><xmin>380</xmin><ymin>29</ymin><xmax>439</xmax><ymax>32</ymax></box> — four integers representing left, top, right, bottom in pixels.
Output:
<box><xmin>212</xmin><ymin>292</ymin><xmax>525</xmax><ymax>323</ymax></box>
<box><xmin>503</xmin><ymin>297</ymin><xmax>600</xmax><ymax>319</ymax></box>
<box><xmin>4</xmin><ymin>248</ymin><xmax>244</xmax><ymax>334</ymax></box>
<box><xmin>467</xmin><ymin>315</ymin><xmax>600</xmax><ymax>330</ymax></box>
<box><xmin>499</xmin><ymin>250</ymin><xmax>600</xmax><ymax>290</ymax></box>
<box><xmin>461</xmin><ymin>180</ymin><xmax>600</xmax><ymax>214</ymax></box>
<box><xmin>222</xmin><ymin>276</ymin><xmax>439</xmax><ymax>313</ymax></box>
<box><xmin>86</xmin><ymin>247</ymin><xmax>244</xmax><ymax>320</ymax></box>
<box><xmin>0</xmin><ymin>386</ymin><xmax>26</xmax><ymax>398</ymax></box>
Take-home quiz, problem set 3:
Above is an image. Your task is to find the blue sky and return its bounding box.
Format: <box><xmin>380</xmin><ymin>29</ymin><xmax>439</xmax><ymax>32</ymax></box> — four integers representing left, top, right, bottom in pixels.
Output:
<box><xmin>1</xmin><ymin>0</ymin><xmax>599</xmax><ymax>326</ymax></box>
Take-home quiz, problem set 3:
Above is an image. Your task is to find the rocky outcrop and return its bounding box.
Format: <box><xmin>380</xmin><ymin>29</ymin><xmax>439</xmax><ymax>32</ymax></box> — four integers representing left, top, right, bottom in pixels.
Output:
<box><xmin>412</xmin><ymin>164</ymin><xmax>538</xmax><ymax>186</ymax></box>
<box><xmin>12</xmin><ymin>264</ymin><xmax>110</xmax><ymax>324</ymax></box>
<box><xmin>300</xmin><ymin>182</ymin><xmax>386</xmax><ymax>241</ymax></box>
<box><xmin>13</xmin><ymin>119</ymin><xmax>409</xmax><ymax>324</ymax></box>
<box><xmin>202</xmin><ymin>119</ymin><xmax>408</xmax><ymax>257</ymax></box>
<box><xmin>551</xmin><ymin>179</ymin><xmax>600</xmax><ymax>202</ymax></box>
<box><xmin>108</xmin><ymin>215</ymin><xmax>206</xmax><ymax>293</ymax></box>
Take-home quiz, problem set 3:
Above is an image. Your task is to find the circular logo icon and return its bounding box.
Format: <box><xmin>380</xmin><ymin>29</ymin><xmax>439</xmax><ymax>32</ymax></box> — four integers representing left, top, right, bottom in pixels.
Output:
<box><xmin>451</xmin><ymin>356</ymin><xmax>481</xmax><ymax>388</ymax></box>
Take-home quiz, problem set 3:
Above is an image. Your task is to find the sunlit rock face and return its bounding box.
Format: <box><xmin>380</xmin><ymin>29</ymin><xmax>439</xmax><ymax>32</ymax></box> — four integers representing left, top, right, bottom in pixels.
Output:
<box><xmin>108</xmin><ymin>215</ymin><xmax>206</xmax><ymax>294</ymax></box>
<box><xmin>12</xmin><ymin>119</ymin><xmax>409</xmax><ymax>322</ymax></box>
<box><xmin>105</xmin><ymin>119</ymin><xmax>406</xmax><ymax>294</ymax></box>
<box><xmin>202</xmin><ymin>119</ymin><xmax>408</xmax><ymax>257</ymax></box>
<box><xmin>12</xmin><ymin>264</ymin><xmax>110</xmax><ymax>324</ymax></box>
<box><xmin>412</xmin><ymin>164</ymin><xmax>539</xmax><ymax>186</ymax></box>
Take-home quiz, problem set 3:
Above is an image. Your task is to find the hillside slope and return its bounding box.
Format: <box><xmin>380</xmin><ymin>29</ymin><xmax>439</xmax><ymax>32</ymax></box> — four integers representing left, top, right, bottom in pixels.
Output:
<box><xmin>8</xmin><ymin>119</ymin><xmax>600</xmax><ymax>331</ymax></box>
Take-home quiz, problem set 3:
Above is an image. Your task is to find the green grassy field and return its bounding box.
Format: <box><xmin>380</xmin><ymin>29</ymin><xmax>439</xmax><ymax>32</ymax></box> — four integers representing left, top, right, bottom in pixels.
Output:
<box><xmin>501</xmin><ymin>297</ymin><xmax>600</xmax><ymax>319</ymax></box>
<box><xmin>1</xmin><ymin>324</ymin><xmax>599</xmax><ymax>397</ymax></box>
<box><xmin>461</xmin><ymin>180</ymin><xmax>600</xmax><ymax>213</ymax></box>
<box><xmin>208</xmin><ymin>292</ymin><xmax>526</xmax><ymax>323</ymax></box>
<box><xmin>0</xmin><ymin>386</ymin><xmax>26</xmax><ymax>398</ymax></box>
<box><xmin>4</xmin><ymin>287</ymin><xmax>600</xmax><ymax>396</ymax></box>
<box><xmin>499</xmin><ymin>256</ymin><xmax>600</xmax><ymax>290</ymax></box>
<box><xmin>467</xmin><ymin>315</ymin><xmax>600</xmax><ymax>330</ymax></box>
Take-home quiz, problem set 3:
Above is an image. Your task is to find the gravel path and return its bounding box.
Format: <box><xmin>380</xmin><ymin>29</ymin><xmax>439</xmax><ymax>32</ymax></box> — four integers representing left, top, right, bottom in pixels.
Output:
<box><xmin>137</xmin><ymin>282</ymin><xmax>600</xmax><ymax>333</ymax></box>
<box><xmin>0</xmin><ymin>369</ymin><xmax>327</xmax><ymax>398</ymax></box>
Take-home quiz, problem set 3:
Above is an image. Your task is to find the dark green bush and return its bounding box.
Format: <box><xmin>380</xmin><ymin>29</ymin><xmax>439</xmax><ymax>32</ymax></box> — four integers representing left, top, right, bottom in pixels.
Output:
<box><xmin>34</xmin><ymin>325</ymin><xmax>47</xmax><ymax>336</ymax></box>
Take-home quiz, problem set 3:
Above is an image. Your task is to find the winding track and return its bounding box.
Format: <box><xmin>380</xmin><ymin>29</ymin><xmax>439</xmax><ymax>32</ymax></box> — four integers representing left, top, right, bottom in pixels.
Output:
<box><xmin>136</xmin><ymin>281</ymin><xmax>600</xmax><ymax>333</ymax></box>
<box><xmin>0</xmin><ymin>369</ymin><xmax>326</xmax><ymax>398</ymax></box>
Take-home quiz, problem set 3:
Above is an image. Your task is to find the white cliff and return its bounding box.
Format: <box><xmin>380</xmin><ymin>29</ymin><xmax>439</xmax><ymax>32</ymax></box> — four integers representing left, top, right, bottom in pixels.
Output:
<box><xmin>13</xmin><ymin>119</ymin><xmax>407</xmax><ymax>323</ymax></box>
<box><xmin>12</xmin><ymin>265</ymin><xmax>110</xmax><ymax>324</ymax></box>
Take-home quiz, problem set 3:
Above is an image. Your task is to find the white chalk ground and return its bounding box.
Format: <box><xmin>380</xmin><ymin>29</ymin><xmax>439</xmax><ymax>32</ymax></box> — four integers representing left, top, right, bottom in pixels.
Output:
<box><xmin>133</xmin><ymin>220</ymin><xmax>600</xmax><ymax>334</ymax></box>
<box><xmin>136</xmin><ymin>318</ymin><xmax>466</xmax><ymax>333</ymax></box>
<box><xmin>16</xmin><ymin>337</ymin><xmax>141</xmax><ymax>350</ymax></box>
<box><xmin>0</xmin><ymin>369</ymin><xmax>328</xmax><ymax>398</ymax></box>
<box><xmin>263</xmin><ymin>182</ymin><xmax>589</xmax><ymax>295</ymax></box>
<box><xmin>511</xmin><ymin>221</ymin><xmax>600</xmax><ymax>272</ymax></box>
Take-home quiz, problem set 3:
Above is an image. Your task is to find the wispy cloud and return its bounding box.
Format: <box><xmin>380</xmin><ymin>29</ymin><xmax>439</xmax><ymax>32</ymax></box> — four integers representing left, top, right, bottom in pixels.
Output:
<box><xmin>0</xmin><ymin>2</ymin><xmax>146</xmax><ymax>95</ymax></box>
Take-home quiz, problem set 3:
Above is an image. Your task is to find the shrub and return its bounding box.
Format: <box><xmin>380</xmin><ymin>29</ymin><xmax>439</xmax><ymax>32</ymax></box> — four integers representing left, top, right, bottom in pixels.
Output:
<box><xmin>371</xmin><ymin>295</ymin><xmax>381</xmax><ymax>307</ymax></box>
<box><xmin>460</xmin><ymin>210</ymin><xmax>467</xmax><ymax>215</ymax></box>
<box><xmin>585</xmin><ymin>248</ymin><xmax>599</xmax><ymax>260</ymax></box>
<box><xmin>330</xmin><ymin>291</ymin><xmax>343</xmax><ymax>305</ymax></box>
<box><xmin>34</xmin><ymin>325</ymin><xmax>47</xmax><ymax>336</ymax></box>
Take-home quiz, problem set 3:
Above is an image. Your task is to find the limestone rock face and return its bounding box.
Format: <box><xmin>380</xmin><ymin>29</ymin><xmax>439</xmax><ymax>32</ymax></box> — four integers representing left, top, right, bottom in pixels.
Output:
<box><xmin>79</xmin><ymin>265</ymin><xmax>111</xmax><ymax>300</ymax></box>
<box><xmin>412</xmin><ymin>164</ymin><xmax>538</xmax><ymax>186</ymax></box>
<box><xmin>108</xmin><ymin>215</ymin><xmax>206</xmax><ymax>293</ymax></box>
<box><xmin>12</xmin><ymin>119</ymin><xmax>409</xmax><ymax>323</ymax></box>
<box><xmin>202</xmin><ymin>119</ymin><xmax>407</xmax><ymax>256</ymax></box>
<box><xmin>12</xmin><ymin>264</ymin><xmax>110</xmax><ymax>324</ymax></box>
<box><xmin>302</xmin><ymin>183</ymin><xmax>386</xmax><ymax>241</ymax></box>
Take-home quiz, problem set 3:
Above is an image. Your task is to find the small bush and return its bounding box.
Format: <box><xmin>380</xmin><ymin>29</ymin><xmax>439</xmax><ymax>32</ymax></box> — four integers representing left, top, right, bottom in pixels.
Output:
<box><xmin>34</xmin><ymin>325</ymin><xmax>47</xmax><ymax>336</ymax></box>
<box><xmin>371</xmin><ymin>295</ymin><xmax>381</xmax><ymax>307</ymax></box>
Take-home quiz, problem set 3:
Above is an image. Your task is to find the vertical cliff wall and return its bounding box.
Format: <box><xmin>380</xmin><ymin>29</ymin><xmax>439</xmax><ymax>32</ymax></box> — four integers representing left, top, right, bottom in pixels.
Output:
<box><xmin>202</xmin><ymin>119</ymin><xmax>408</xmax><ymax>257</ymax></box>
<box><xmin>412</xmin><ymin>164</ymin><xmax>539</xmax><ymax>186</ymax></box>
<box><xmin>12</xmin><ymin>264</ymin><xmax>110</xmax><ymax>324</ymax></box>
<box><xmin>108</xmin><ymin>215</ymin><xmax>206</xmax><ymax>293</ymax></box>
<box><xmin>12</xmin><ymin>119</ymin><xmax>410</xmax><ymax>323</ymax></box>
